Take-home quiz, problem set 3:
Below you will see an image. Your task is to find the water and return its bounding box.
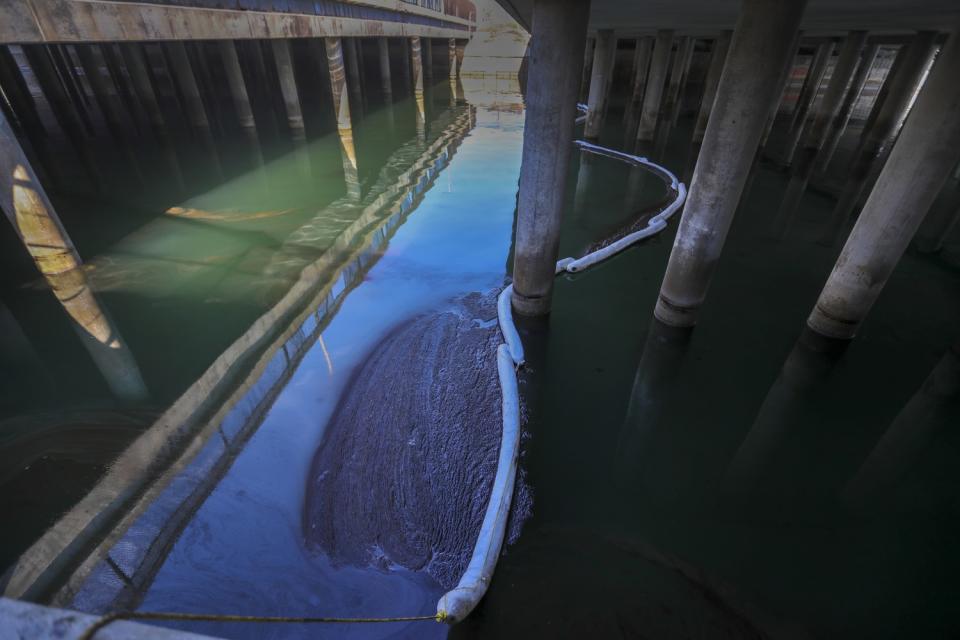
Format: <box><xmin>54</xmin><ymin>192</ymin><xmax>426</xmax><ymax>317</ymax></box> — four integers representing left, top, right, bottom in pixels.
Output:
<box><xmin>2</xmin><ymin>44</ymin><xmax>960</xmax><ymax>640</ymax></box>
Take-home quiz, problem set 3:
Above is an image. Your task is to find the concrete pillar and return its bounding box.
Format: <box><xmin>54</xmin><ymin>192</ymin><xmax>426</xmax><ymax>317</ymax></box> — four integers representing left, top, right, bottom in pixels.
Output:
<box><xmin>22</xmin><ymin>45</ymin><xmax>102</xmax><ymax>188</ymax></box>
<box><xmin>807</xmin><ymin>28</ymin><xmax>960</xmax><ymax>341</ymax></box>
<box><xmin>423</xmin><ymin>37</ymin><xmax>434</xmax><ymax>80</ymax></box>
<box><xmin>455</xmin><ymin>40</ymin><xmax>465</xmax><ymax>76</ymax></box>
<box><xmin>842</xmin><ymin>341</ymin><xmax>960</xmax><ymax>507</ymax></box>
<box><xmin>636</xmin><ymin>30</ymin><xmax>673</xmax><ymax>146</ymax></box>
<box><xmin>378</xmin><ymin>38</ymin><xmax>393</xmax><ymax>102</ymax></box>
<box><xmin>0</xmin><ymin>46</ymin><xmax>46</xmax><ymax>136</ymax></box>
<box><xmin>786</xmin><ymin>42</ymin><xmax>830</xmax><ymax>132</ymax></box>
<box><xmin>325</xmin><ymin>37</ymin><xmax>361</xmax><ymax>202</ymax></box>
<box><xmin>781</xmin><ymin>41</ymin><xmax>834</xmax><ymax>163</ymax></box>
<box><xmin>165</xmin><ymin>41</ymin><xmax>222</xmax><ymax>179</ymax></box>
<box><xmin>692</xmin><ymin>32</ymin><xmax>732</xmax><ymax>147</ymax></box>
<box><xmin>448</xmin><ymin>38</ymin><xmax>458</xmax><ymax>79</ymax></box>
<box><xmin>344</xmin><ymin>38</ymin><xmax>365</xmax><ymax>113</ymax></box>
<box><xmin>75</xmin><ymin>44</ymin><xmax>145</xmax><ymax>187</ymax></box>
<box><xmin>50</xmin><ymin>45</ymin><xmax>96</xmax><ymax>137</ymax></box>
<box><xmin>270</xmin><ymin>39</ymin><xmax>307</xmax><ymax>145</ymax></box>
<box><xmin>773</xmin><ymin>31</ymin><xmax>867</xmax><ymax>238</ymax></box>
<box><xmin>654</xmin><ymin>0</ymin><xmax>807</xmax><ymax>328</ymax></box>
<box><xmin>410</xmin><ymin>36</ymin><xmax>426</xmax><ymax>142</ymax></box>
<box><xmin>623</xmin><ymin>36</ymin><xmax>653</xmax><ymax>143</ymax></box>
<box><xmin>579</xmin><ymin>37</ymin><xmax>594</xmax><ymax>103</ymax></box>
<box><xmin>120</xmin><ymin>43</ymin><xmax>185</xmax><ymax>192</ymax></box>
<box><xmin>0</xmin><ymin>109</ymin><xmax>147</xmax><ymax>401</ymax></box>
<box><xmin>818</xmin><ymin>44</ymin><xmax>880</xmax><ymax>171</ymax></box>
<box><xmin>511</xmin><ymin>0</ymin><xmax>591</xmax><ymax>317</ymax></box>
<box><xmin>759</xmin><ymin>34</ymin><xmax>803</xmax><ymax>150</ymax></box>
<box><xmin>218</xmin><ymin>40</ymin><xmax>264</xmax><ymax>171</ymax></box>
<box><xmin>669</xmin><ymin>37</ymin><xmax>697</xmax><ymax>128</ymax></box>
<box><xmin>583</xmin><ymin>29</ymin><xmax>616</xmax><ymax>140</ymax></box>
<box><xmin>820</xmin><ymin>31</ymin><xmax>938</xmax><ymax>246</ymax></box>
<box><xmin>659</xmin><ymin>36</ymin><xmax>693</xmax><ymax>136</ymax></box>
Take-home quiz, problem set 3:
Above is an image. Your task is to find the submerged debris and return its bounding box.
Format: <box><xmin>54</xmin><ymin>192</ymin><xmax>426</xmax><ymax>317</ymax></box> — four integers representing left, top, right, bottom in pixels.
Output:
<box><xmin>304</xmin><ymin>290</ymin><xmax>531</xmax><ymax>589</ymax></box>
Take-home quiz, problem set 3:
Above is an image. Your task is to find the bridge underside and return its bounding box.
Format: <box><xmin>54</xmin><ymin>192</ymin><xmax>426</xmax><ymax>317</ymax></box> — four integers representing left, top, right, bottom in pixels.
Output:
<box><xmin>0</xmin><ymin>0</ymin><xmax>473</xmax><ymax>44</ymax></box>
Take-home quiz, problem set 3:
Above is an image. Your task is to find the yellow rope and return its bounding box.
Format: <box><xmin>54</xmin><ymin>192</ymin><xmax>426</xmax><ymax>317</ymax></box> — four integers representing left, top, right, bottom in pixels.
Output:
<box><xmin>78</xmin><ymin>610</ymin><xmax>441</xmax><ymax>640</ymax></box>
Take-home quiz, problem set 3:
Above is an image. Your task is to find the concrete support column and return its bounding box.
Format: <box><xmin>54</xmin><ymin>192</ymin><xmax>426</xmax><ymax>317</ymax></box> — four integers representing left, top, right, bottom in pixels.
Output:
<box><xmin>511</xmin><ymin>0</ymin><xmax>591</xmax><ymax>316</ymax></box>
<box><xmin>654</xmin><ymin>0</ymin><xmax>808</xmax><ymax>328</ymax></box>
<box><xmin>818</xmin><ymin>44</ymin><xmax>880</xmax><ymax>171</ymax></box>
<box><xmin>787</xmin><ymin>42</ymin><xmax>830</xmax><ymax>132</ymax></box>
<box><xmin>165</xmin><ymin>41</ymin><xmax>222</xmax><ymax>179</ymax></box>
<box><xmin>0</xmin><ymin>109</ymin><xmax>147</xmax><ymax>401</ymax></box>
<box><xmin>781</xmin><ymin>41</ymin><xmax>834</xmax><ymax>163</ymax></box>
<box><xmin>218</xmin><ymin>40</ymin><xmax>265</xmax><ymax>172</ymax></box>
<box><xmin>378</xmin><ymin>38</ymin><xmax>393</xmax><ymax>102</ymax></box>
<box><xmin>424</xmin><ymin>37</ymin><xmax>434</xmax><ymax>80</ymax></box>
<box><xmin>344</xmin><ymin>38</ymin><xmax>365</xmax><ymax>112</ymax></box>
<box><xmin>623</xmin><ymin>36</ymin><xmax>653</xmax><ymax>143</ymax></box>
<box><xmin>820</xmin><ymin>31</ymin><xmax>938</xmax><ymax>246</ymax></box>
<box><xmin>583</xmin><ymin>29</ymin><xmax>616</xmax><ymax>140</ymax></box>
<box><xmin>448</xmin><ymin>38</ymin><xmax>458</xmax><ymax>79</ymax></box>
<box><xmin>410</xmin><ymin>36</ymin><xmax>426</xmax><ymax>141</ymax></box>
<box><xmin>669</xmin><ymin>37</ymin><xmax>697</xmax><ymax>128</ymax></box>
<box><xmin>579</xmin><ymin>37</ymin><xmax>594</xmax><ymax>103</ymax></box>
<box><xmin>22</xmin><ymin>45</ymin><xmax>102</xmax><ymax>188</ymax></box>
<box><xmin>692</xmin><ymin>32</ymin><xmax>732</xmax><ymax>147</ymax></box>
<box><xmin>659</xmin><ymin>36</ymin><xmax>692</xmax><ymax>134</ymax></box>
<box><xmin>270</xmin><ymin>39</ymin><xmax>306</xmax><ymax>144</ymax></box>
<box><xmin>636</xmin><ymin>30</ymin><xmax>674</xmax><ymax>146</ymax></box>
<box><xmin>325</xmin><ymin>37</ymin><xmax>361</xmax><ymax>202</ymax></box>
<box><xmin>121</xmin><ymin>43</ymin><xmax>185</xmax><ymax>192</ymax></box>
<box><xmin>773</xmin><ymin>31</ymin><xmax>867</xmax><ymax>237</ymax></box>
<box><xmin>0</xmin><ymin>47</ymin><xmax>46</xmax><ymax>136</ymax></box>
<box><xmin>807</xmin><ymin>28</ymin><xmax>960</xmax><ymax>341</ymax></box>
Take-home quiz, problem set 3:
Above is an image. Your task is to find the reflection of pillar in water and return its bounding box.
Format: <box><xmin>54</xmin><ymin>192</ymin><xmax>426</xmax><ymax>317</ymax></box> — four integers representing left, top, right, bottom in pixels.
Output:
<box><xmin>120</xmin><ymin>43</ymin><xmax>185</xmax><ymax>193</ymax></box>
<box><xmin>410</xmin><ymin>37</ymin><xmax>426</xmax><ymax>142</ymax></box>
<box><xmin>0</xmin><ymin>110</ymin><xmax>147</xmax><ymax>401</ymax></box>
<box><xmin>164</xmin><ymin>41</ymin><xmax>222</xmax><ymax>180</ymax></box>
<box><xmin>842</xmin><ymin>342</ymin><xmax>960</xmax><ymax>508</ymax></box>
<box><xmin>325</xmin><ymin>38</ymin><xmax>361</xmax><ymax>202</ymax></box>
<box><xmin>218</xmin><ymin>40</ymin><xmax>265</xmax><ymax>172</ymax></box>
<box><xmin>725</xmin><ymin>337</ymin><xmax>839</xmax><ymax>491</ymax></box>
<box><xmin>615</xmin><ymin>320</ymin><xmax>692</xmax><ymax>488</ymax></box>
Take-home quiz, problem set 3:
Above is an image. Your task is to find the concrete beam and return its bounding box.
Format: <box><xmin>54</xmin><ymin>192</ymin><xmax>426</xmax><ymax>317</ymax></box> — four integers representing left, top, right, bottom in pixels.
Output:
<box><xmin>0</xmin><ymin>0</ymin><xmax>472</xmax><ymax>45</ymax></box>
<box><xmin>807</xmin><ymin>25</ymin><xmax>960</xmax><ymax>341</ymax></box>
<box><xmin>654</xmin><ymin>0</ymin><xmax>808</xmax><ymax>328</ymax></box>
